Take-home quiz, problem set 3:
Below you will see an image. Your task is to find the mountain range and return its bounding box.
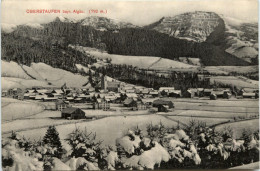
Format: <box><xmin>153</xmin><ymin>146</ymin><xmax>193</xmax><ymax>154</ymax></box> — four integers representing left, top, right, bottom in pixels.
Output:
<box><xmin>1</xmin><ymin>11</ymin><xmax>258</xmax><ymax>70</ymax></box>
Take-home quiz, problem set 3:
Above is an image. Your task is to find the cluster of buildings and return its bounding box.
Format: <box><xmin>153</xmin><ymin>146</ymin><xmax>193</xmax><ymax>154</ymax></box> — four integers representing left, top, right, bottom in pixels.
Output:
<box><xmin>183</xmin><ymin>87</ymin><xmax>258</xmax><ymax>100</ymax></box>
<box><xmin>2</xmin><ymin>75</ymin><xmax>258</xmax><ymax>119</ymax></box>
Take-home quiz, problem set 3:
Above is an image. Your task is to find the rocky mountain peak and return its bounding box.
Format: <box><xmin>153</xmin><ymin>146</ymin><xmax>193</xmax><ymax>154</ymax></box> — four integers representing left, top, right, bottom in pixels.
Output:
<box><xmin>54</xmin><ymin>16</ymin><xmax>77</xmax><ymax>23</ymax></box>
<box><xmin>147</xmin><ymin>11</ymin><xmax>222</xmax><ymax>42</ymax></box>
<box><xmin>80</xmin><ymin>16</ymin><xmax>137</xmax><ymax>31</ymax></box>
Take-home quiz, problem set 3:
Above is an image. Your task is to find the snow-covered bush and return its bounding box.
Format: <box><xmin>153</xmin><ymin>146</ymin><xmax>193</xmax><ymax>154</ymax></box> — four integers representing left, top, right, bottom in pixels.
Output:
<box><xmin>146</xmin><ymin>122</ymin><xmax>169</xmax><ymax>145</ymax></box>
<box><xmin>2</xmin><ymin>122</ymin><xmax>259</xmax><ymax>170</ymax></box>
<box><xmin>65</xmin><ymin>127</ymin><xmax>103</xmax><ymax>169</ymax></box>
<box><xmin>2</xmin><ymin>138</ymin><xmax>43</xmax><ymax>171</ymax></box>
<box><xmin>116</xmin><ymin>129</ymin><xmax>170</xmax><ymax>170</ymax></box>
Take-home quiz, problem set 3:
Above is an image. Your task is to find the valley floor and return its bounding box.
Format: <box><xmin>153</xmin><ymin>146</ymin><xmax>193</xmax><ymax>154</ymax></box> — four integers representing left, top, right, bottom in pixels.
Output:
<box><xmin>2</xmin><ymin>97</ymin><xmax>258</xmax><ymax>146</ymax></box>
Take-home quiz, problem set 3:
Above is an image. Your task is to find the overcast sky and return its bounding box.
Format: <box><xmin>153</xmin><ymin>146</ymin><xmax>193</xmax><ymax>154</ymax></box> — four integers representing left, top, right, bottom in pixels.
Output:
<box><xmin>1</xmin><ymin>0</ymin><xmax>258</xmax><ymax>26</ymax></box>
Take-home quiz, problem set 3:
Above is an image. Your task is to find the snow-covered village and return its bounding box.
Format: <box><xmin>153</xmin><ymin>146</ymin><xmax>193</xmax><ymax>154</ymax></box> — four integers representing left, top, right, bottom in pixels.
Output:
<box><xmin>1</xmin><ymin>0</ymin><xmax>260</xmax><ymax>170</ymax></box>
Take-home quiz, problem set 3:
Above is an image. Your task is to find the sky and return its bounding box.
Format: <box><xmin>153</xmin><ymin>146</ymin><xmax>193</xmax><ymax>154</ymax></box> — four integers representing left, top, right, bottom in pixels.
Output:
<box><xmin>1</xmin><ymin>0</ymin><xmax>258</xmax><ymax>26</ymax></box>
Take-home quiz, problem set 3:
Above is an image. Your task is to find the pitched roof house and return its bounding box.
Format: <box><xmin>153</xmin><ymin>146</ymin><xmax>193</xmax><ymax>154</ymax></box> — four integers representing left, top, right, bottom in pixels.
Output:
<box><xmin>61</xmin><ymin>107</ymin><xmax>85</xmax><ymax>119</ymax></box>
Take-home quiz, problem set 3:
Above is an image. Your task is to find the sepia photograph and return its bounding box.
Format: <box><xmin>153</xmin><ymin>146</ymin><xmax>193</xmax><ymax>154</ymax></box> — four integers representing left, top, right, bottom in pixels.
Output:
<box><xmin>1</xmin><ymin>0</ymin><xmax>259</xmax><ymax>170</ymax></box>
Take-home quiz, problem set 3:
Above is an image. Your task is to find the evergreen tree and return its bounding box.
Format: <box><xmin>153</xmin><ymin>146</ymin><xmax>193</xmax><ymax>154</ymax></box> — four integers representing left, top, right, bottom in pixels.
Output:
<box><xmin>43</xmin><ymin>126</ymin><xmax>63</xmax><ymax>158</ymax></box>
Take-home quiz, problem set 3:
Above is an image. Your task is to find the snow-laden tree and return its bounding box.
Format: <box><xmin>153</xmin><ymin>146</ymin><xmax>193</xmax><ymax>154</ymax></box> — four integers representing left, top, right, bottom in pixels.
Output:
<box><xmin>65</xmin><ymin>127</ymin><xmax>103</xmax><ymax>170</ymax></box>
<box><xmin>2</xmin><ymin>138</ymin><xmax>43</xmax><ymax>171</ymax></box>
<box><xmin>43</xmin><ymin>126</ymin><xmax>63</xmax><ymax>158</ymax></box>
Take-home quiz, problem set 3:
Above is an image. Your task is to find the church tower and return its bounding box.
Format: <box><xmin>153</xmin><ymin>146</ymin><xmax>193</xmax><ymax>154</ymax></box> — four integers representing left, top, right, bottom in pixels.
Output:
<box><xmin>101</xmin><ymin>75</ymin><xmax>107</xmax><ymax>91</ymax></box>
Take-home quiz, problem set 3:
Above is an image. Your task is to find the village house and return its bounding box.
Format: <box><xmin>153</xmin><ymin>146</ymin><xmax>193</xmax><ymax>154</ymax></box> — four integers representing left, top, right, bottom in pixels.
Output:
<box><xmin>197</xmin><ymin>88</ymin><xmax>204</xmax><ymax>97</ymax></box>
<box><xmin>2</xmin><ymin>90</ymin><xmax>8</xmax><ymax>97</ymax></box>
<box><xmin>126</xmin><ymin>89</ymin><xmax>135</xmax><ymax>93</ymax></box>
<box><xmin>77</xmin><ymin>94</ymin><xmax>91</xmax><ymax>101</ymax></box>
<box><xmin>210</xmin><ymin>94</ymin><xmax>217</xmax><ymax>100</ymax></box>
<box><xmin>211</xmin><ymin>90</ymin><xmax>224</xmax><ymax>98</ymax></box>
<box><xmin>169</xmin><ymin>90</ymin><xmax>182</xmax><ymax>98</ymax></box>
<box><xmin>141</xmin><ymin>89</ymin><xmax>150</xmax><ymax>95</ymax></box>
<box><xmin>223</xmin><ymin>91</ymin><xmax>232</xmax><ymax>99</ymax></box>
<box><xmin>159</xmin><ymin>90</ymin><xmax>168</xmax><ymax>97</ymax></box>
<box><xmin>107</xmin><ymin>81</ymin><xmax>122</xmax><ymax>92</ymax></box>
<box><xmin>55</xmin><ymin>99</ymin><xmax>70</xmax><ymax>111</ymax></box>
<box><xmin>204</xmin><ymin>89</ymin><xmax>213</xmax><ymax>96</ymax></box>
<box><xmin>159</xmin><ymin>87</ymin><xmax>175</xmax><ymax>93</ymax></box>
<box><xmin>183</xmin><ymin>88</ymin><xmax>198</xmax><ymax>98</ymax></box>
<box><xmin>134</xmin><ymin>86</ymin><xmax>145</xmax><ymax>93</ymax></box>
<box><xmin>43</xmin><ymin>89</ymin><xmax>53</xmax><ymax>97</ymax></box>
<box><xmin>35</xmin><ymin>94</ymin><xmax>48</xmax><ymax>101</ymax></box>
<box><xmin>153</xmin><ymin>99</ymin><xmax>174</xmax><ymax>112</ymax></box>
<box><xmin>238</xmin><ymin>88</ymin><xmax>257</xmax><ymax>97</ymax></box>
<box><xmin>32</xmin><ymin>86</ymin><xmax>43</xmax><ymax>90</ymax></box>
<box><xmin>65</xmin><ymin>97</ymin><xmax>74</xmax><ymax>102</ymax></box>
<box><xmin>8</xmin><ymin>88</ymin><xmax>23</xmax><ymax>98</ymax></box>
<box><xmin>133</xmin><ymin>101</ymin><xmax>147</xmax><ymax>111</ymax></box>
<box><xmin>61</xmin><ymin>107</ymin><xmax>85</xmax><ymax>119</ymax></box>
<box><xmin>149</xmin><ymin>91</ymin><xmax>159</xmax><ymax>97</ymax></box>
<box><xmin>123</xmin><ymin>98</ymin><xmax>136</xmax><ymax>107</ymax></box>
<box><xmin>243</xmin><ymin>92</ymin><xmax>256</xmax><ymax>99</ymax></box>
<box><xmin>36</xmin><ymin>89</ymin><xmax>48</xmax><ymax>94</ymax></box>
<box><xmin>158</xmin><ymin>105</ymin><xmax>170</xmax><ymax>112</ymax></box>
<box><xmin>29</xmin><ymin>94</ymin><xmax>37</xmax><ymax>100</ymax></box>
<box><xmin>104</xmin><ymin>95</ymin><xmax>117</xmax><ymax>103</ymax></box>
<box><xmin>74</xmin><ymin>97</ymin><xmax>85</xmax><ymax>103</ymax></box>
<box><xmin>43</xmin><ymin>97</ymin><xmax>58</xmax><ymax>102</ymax></box>
<box><xmin>125</xmin><ymin>93</ymin><xmax>138</xmax><ymax>100</ymax></box>
<box><xmin>23</xmin><ymin>93</ymin><xmax>30</xmax><ymax>100</ymax></box>
<box><xmin>93</xmin><ymin>99</ymin><xmax>110</xmax><ymax>110</ymax></box>
<box><xmin>153</xmin><ymin>99</ymin><xmax>174</xmax><ymax>108</ymax></box>
<box><xmin>52</xmin><ymin>93</ymin><xmax>62</xmax><ymax>99</ymax></box>
<box><xmin>122</xmin><ymin>85</ymin><xmax>135</xmax><ymax>92</ymax></box>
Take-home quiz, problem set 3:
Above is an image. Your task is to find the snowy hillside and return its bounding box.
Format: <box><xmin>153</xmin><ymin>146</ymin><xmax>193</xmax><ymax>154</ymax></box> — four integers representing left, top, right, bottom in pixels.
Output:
<box><xmin>72</xmin><ymin>46</ymin><xmax>198</xmax><ymax>69</ymax></box>
<box><xmin>1</xmin><ymin>23</ymin><xmax>17</xmax><ymax>33</ymax></box>
<box><xmin>1</xmin><ymin>60</ymin><xmax>90</xmax><ymax>90</ymax></box>
<box><xmin>222</xmin><ymin>16</ymin><xmax>258</xmax><ymax>62</ymax></box>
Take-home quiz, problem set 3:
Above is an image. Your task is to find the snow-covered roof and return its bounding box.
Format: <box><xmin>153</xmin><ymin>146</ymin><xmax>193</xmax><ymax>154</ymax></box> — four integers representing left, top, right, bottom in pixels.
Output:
<box><xmin>159</xmin><ymin>87</ymin><xmax>175</xmax><ymax>91</ymax></box>
<box><xmin>126</xmin><ymin>93</ymin><xmax>138</xmax><ymax>98</ymax></box>
<box><xmin>54</xmin><ymin>89</ymin><xmax>64</xmax><ymax>94</ymax></box>
<box><xmin>243</xmin><ymin>92</ymin><xmax>255</xmax><ymax>96</ymax></box>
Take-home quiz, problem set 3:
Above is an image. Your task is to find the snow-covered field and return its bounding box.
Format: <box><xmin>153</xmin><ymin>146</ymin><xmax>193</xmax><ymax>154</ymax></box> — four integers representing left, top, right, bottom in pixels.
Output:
<box><xmin>148</xmin><ymin>58</ymin><xmax>197</xmax><ymax>70</ymax></box>
<box><xmin>166</xmin><ymin>115</ymin><xmax>231</xmax><ymax>127</ymax></box>
<box><xmin>9</xmin><ymin>115</ymin><xmax>179</xmax><ymax>146</ymax></box>
<box><xmin>208</xmin><ymin>76</ymin><xmax>258</xmax><ymax>88</ymax></box>
<box><xmin>26</xmin><ymin>110</ymin><xmax>61</xmax><ymax>118</ymax></box>
<box><xmin>215</xmin><ymin>119</ymin><xmax>259</xmax><ymax>139</ymax></box>
<box><xmin>2</xmin><ymin>118</ymin><xmax>83</xmax><ymax>134</ymax></box>
<box><xmin>216</xmin><ymin>65</ymin><xmax>258</xmax><ymax>74</ymax></box>
<box><xmin>2</xmin><ymin>98</ymin><xmax>44</xmax><ymax>122</ymax></box>
<box><xmin>171</xmin><ymin>110</ymin><xmax>258</xmax><ymax>119</ymax></box>
<box><xmin>82</xmin><ymin>109</ymin><xmax>150</xmax><ymax>117</ymax></box>
<box><xmin>2</xmin><ymin>98</ymin><xmax>258</xmax><ymax>148</ymax></box>
<box><xmin>204</xmin><ymin>65</ymin><xmax>258</xmax><ymax>75</ymax></box>
<box><xmin>160</xmin><ymin>98</ymin><xmax>259</xmax><ymax>118</ymax></box>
